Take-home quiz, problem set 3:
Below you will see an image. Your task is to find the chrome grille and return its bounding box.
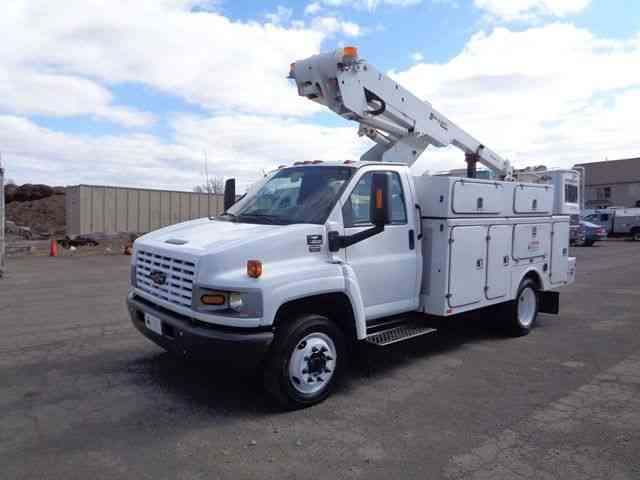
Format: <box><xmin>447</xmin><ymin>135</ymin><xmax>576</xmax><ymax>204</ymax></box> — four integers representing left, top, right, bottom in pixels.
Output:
<box><xmin>136</xmin><ymin>249</ymin><xmax>196</xmax><ymax>308</ymax></box>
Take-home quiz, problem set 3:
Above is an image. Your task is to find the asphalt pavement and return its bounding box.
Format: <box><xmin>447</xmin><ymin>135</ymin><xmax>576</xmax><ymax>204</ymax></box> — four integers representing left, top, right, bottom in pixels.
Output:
<box><xmin>1</xmin><ymin>242</ymin><xmax>639</xmax><ymax>479</ymax></box>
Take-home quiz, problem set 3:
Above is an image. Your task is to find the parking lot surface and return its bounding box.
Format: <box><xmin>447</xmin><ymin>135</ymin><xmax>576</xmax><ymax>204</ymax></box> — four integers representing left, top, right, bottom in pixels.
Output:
<box><xmin>1</xmin><ymin>242</ymin><xmax>639</xmax><ymax>479</ymax></box>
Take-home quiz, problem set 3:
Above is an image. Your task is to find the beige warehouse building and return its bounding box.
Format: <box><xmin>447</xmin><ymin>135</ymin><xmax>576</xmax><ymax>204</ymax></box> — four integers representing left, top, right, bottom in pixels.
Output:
<box><xmin>574</xmin><ymin>157</ymin><xmax>640</xmax><ymax>209</ymax></box>
<box><xmin>65</xmin><ymin>185</ymin><xmax>224</xmax><ymax>237</ymax></box>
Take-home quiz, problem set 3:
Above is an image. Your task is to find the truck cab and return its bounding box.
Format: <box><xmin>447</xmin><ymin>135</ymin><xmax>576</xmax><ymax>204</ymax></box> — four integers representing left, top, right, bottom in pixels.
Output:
<box><xmin>128</xmin><ymin>162</ymin><xmax>421</xmax><ymax>405</ymax></box>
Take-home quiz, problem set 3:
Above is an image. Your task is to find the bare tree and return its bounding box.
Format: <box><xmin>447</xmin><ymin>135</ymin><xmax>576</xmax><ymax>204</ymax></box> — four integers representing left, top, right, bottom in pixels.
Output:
<box><xmin>194</xmin><ymin>176</ymin><xmax>224</xmax><ymax>194</ymax></box>
<box><xmin>194</xmin><ymin>150</ymin><xmax>225</xmax><ymax>194</ymax></box>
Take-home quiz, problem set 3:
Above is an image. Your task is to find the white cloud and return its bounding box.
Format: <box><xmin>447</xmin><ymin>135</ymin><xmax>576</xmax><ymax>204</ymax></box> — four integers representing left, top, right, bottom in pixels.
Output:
<box><xmin>265</xmin><ymin>5</ymin><xmax>293</xmax><ymax>25</ymax></box>
<box><xmin>0</xmin><ymin>0</ymin><xmax>369</xmax><ymax>188</ymax></box>
<box><xmin>411</xmin><ymin>52</ymin><xmax>424</xmax><ymax>62</ymax></box>
<box><xmin>315</xmin><ymin>0</ymin><xmax>421</xmax><ymax>11</ymax></box>
<box><xmin>311</xmin><ymin>16</ymin><xmax>362</xmax><ymax>37</ymax></box>
<box><xmin>0</xmin><ymin>114</ymin><xmax>368</xmax><ymax>190</ymax></box>
<box><xmin>3</xmin><ymin>0</ymin><xmax>637</xmax><ymax>194</ymax></box>
<box><xmin>0</xmin><ymin>67</ymin><xmax>154</xmax><ymax>127</ymax></box>
<box><xmin>391</xmin><ymin>23</ymin><xmax>640</xmax><ymax>172</ymax></box>
<box><xmin>0</xmin><ymin>0</ymin><xmax>328</xmax><ymax>118</ymax></box>
<box><xmin>305</xmin><ymin>2</ymin><xmax>323</xmax><ymax>15</ymax></box>
<box><xmin>474</xmin><ymin>0</ymin><xmax>591</xmax><ymax>21</ymax></box>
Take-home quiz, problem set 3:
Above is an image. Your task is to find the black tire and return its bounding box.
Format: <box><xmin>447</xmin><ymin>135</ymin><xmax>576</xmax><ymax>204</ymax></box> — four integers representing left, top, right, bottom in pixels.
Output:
<box><xmin>263</xmin><ymin>313</ymin><xmax>347</xmax><ymax>409</ymax></box>
<box><xmin>501</xmin><ymin>278</ymin><xmax>539</xmax><ymax>336</ymax></box>
<box><xmin>632</xmin><ymin>229</ymin><xmax>640</xmax><ymax>242</ymax></box>
<box><xmin>585</xmin><ymin>239</ymin><xmax>595</xmax><ymax>247</ymax></box>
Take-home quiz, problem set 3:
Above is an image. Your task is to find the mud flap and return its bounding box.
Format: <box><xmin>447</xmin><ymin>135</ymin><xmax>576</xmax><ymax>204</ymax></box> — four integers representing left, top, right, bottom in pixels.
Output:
<box><xmin>539</xmin><ymin>291</ymin><xmax>559</xmax><ymax>315</ymax></box>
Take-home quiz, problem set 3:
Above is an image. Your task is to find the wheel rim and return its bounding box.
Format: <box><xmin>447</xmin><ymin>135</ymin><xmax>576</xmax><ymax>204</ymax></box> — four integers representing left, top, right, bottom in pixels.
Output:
<box><xmin>517</xmin><ymin>287</ymin><xmax>536</xmax><ymax>328</ymax></box>
<box><xmin>288</xmin><ymin>332</ymin><xmax>337</xmax><ymax>395</ymax></box>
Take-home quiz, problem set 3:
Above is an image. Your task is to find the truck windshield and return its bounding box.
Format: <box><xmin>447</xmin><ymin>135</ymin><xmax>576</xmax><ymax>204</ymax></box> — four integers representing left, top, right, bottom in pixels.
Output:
<box><xmin>224</xmin><ymin>166</ymin><xmax>354</xmax><ymax>225</ymax></box>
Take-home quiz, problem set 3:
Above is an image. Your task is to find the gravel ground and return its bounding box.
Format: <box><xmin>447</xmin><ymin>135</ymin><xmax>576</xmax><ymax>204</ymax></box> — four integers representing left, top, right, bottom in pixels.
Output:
<box><xmin>1</xmin><ymin>241</ymin><xmax>639</xmax><ymax>479</ymax></box>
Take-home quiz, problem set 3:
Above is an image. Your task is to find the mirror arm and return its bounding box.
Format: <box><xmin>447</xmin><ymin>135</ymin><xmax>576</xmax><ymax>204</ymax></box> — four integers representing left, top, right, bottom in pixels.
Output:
<box><xmin>328</xmin><ymin>225</ymin><xmax>384</xmax><ymax>252</ymax></box>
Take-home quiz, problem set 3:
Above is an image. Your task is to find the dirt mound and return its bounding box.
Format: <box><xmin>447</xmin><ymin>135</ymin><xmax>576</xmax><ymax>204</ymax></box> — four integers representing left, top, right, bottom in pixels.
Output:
<box><xmin>4</xmin><ymin>184</ymin><xmax>64</xmax><ymax>203</ymax></box>
<box><xmin>6</xmin><ymin>194</ymin><xmax>66</xmax><ymax>237</ymax></box>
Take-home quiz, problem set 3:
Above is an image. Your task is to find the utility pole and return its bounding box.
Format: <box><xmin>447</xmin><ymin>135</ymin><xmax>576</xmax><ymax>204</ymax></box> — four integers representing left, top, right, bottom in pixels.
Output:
<box><xmin>0</xmin><ymin>152</ymin><xmax>6</xmax><ymax>277</ymax></box>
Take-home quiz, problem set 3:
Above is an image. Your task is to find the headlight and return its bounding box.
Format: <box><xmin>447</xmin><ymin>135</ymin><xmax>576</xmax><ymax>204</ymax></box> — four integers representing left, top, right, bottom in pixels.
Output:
<box><xmin>229</xmin><ymin>293</ymin><xmax>244</xmax><ymax>312</ymax></box>
<box><xmin>194</xmin><ymin>287</ymin><xmax>262</xmax><ymax>317</ymax></box>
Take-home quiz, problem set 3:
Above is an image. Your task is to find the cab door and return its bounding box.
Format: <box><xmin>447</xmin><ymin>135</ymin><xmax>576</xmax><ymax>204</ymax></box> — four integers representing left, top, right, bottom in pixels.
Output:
<box><xmin>342</xmin><ymin>169</ymin><xmax>419</xmax><ymax>321</ymax></box>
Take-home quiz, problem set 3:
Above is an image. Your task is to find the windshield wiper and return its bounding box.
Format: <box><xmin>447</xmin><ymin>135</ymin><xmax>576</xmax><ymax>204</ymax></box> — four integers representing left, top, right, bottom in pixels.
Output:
<box><xmin>215</xmin><ymin>212</ymin><xmax>237</xmax><ymax>222</ymax></box>
<box><xmin>236</xmin><ymin>214</ymin><xmax>286</xmax><ymax>225</ymax></box>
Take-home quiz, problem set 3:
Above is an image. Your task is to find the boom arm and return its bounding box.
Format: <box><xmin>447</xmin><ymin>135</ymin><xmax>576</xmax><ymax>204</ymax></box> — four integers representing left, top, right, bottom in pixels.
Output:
<box><xmin>290</xmin><ymin>47</ymin><xmax>513</xmax><ymax>180</ymax></box>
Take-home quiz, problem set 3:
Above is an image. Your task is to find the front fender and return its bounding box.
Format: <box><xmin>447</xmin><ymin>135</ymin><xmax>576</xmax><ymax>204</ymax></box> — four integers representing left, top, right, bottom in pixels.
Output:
<box><xmin>340</xmin><ymin>263</ymin><xmax>367</xmax><ymax>340</ymax></box>
<box><xmin>264</xmin><ymin>272</ymin><xmax>345</xmax><ymax>326</ymax></box>
<box><xmin>262</xmin><ymin>263</ymin><xmax>367</xmax><ymax>340</ymax></box>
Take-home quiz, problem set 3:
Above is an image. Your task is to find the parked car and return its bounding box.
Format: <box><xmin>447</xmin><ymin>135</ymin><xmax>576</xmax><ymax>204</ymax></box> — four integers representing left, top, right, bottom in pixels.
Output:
<box><xmin>578</xmin><ymin>220</ymin><xmax>607</xmax><ymax>246</ymax></box>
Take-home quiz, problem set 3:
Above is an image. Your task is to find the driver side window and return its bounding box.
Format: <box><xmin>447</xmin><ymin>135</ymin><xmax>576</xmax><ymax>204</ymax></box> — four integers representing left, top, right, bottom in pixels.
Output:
<box><xmin>343</xmin><ymin>171</ymin><xmax>407</xmax><ymax>227</ymax></box>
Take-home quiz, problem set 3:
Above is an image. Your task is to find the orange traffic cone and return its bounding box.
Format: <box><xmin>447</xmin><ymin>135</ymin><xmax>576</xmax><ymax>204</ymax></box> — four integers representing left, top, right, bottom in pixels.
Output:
<box><xmin>50</xmin><ymin>238</ymin><xmax>58</xmax><ymax>257</ymax></box>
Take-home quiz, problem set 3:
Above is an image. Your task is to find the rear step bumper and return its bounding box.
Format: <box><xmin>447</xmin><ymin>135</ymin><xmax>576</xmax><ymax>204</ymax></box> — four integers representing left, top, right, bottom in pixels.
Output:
<box><xmin>366</xmin><ymin>322</ymin><xmax>437</xmax><ymax>346</ymax></box>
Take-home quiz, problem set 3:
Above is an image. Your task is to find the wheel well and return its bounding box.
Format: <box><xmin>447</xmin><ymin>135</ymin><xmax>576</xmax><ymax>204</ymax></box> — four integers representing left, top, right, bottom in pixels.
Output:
<box><xmin>523</xmin><ymin>270</ymin><xmax>543</xmax><ymax>291</ymax></box>
<box><xmin>274</xmin><ymin>293</ymin><xmax>356</xmax><ymax>340</ymax></box>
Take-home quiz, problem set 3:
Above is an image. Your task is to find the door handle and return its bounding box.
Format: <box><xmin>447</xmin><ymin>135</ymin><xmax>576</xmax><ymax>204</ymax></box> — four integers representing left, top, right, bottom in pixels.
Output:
<box><xmin>409</xmin><ymin>230</ymin><xmax>415</xmax><ymax>250</ymax></box>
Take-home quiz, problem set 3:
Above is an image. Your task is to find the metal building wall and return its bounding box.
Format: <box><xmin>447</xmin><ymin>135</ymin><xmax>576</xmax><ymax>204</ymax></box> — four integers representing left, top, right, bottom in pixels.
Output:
<box><xmin>66</xmin><ymin>185</ymin><xmax>224</xmax><ymax>237</ymax></box>
<box><xmin>0</xmin><ymin>165</ymin><xmax>5</xmax><ymax>276</ymax></box>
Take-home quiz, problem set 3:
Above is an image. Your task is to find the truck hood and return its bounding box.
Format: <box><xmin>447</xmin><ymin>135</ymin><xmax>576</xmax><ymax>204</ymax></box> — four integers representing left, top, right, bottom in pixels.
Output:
<box><xmin>137</xmin><ymin>218</ymin><xmax>289</xmax><ymax>254</ymax></box>
<box><xmin>135</xmin><ymin>217</ymin><xmax>330</xmax><ymax>292</ymax></box>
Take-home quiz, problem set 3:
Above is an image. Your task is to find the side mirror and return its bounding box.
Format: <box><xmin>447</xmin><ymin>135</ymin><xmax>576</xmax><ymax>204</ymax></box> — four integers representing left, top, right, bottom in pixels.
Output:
<box><xmin>224</xmin><ymin>178</ymin><xmax>236</xmax><ymax>211</ymax></box>
<box><xmin>370</xmin><ymin>172</ymin><xmax>390</xmax><ymax>228</ymax></box>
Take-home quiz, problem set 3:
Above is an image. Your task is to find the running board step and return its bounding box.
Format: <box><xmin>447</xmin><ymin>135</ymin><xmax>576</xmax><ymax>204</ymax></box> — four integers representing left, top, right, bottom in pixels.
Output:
<box><xmin>365</xmin><ymin>323</ymin><xmax>437</xmax><ymax>346</ymax></box>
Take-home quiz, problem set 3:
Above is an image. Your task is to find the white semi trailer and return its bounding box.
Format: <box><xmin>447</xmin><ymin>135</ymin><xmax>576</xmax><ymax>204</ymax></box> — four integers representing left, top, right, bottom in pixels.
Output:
<box><xmin>128</xmin><ymin>47</ymin><xmax>578</xmax><ymax>408</ymax></box>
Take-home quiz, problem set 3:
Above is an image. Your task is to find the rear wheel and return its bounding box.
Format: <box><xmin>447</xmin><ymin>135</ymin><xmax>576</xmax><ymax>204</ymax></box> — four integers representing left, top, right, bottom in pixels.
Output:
<box><xmin>263</xmin><ymin>313</ymin><xmax>347</xmax><ymax>409</ymax></box>
<box><xmin>584</xmin><ymin>239</ymin><xmax>595</xmax><ymax>246</ymax></box>
<box><xmin>631</xmin><ymin>228</ymin><xmax>640</xmax><ymax>242</ymax></box>
<box><xmin>502</xmin><ymin>278</ymin><xmax>538</xmax><ymax>336</ymax></box>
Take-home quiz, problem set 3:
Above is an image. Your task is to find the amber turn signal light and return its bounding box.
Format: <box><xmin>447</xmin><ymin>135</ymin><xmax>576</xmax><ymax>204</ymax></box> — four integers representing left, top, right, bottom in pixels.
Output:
<box><xmin>375</xmin><ymin>188</ymin><xmax>383</xmax><ymax>209</ymax></box>
<box><xmin>343</xmin><ymin>46</ymin><xmax>358</xmax><ymax>58</ymax></box>
<box><xmin>201</xmin><ymin>294</ymin><xmax>225</xmax><ymax>305</ymax></box>
<box><xmin>247</xmin><ymin>260</ymin><xmax>263</xmax><ymax>278</ymax></box>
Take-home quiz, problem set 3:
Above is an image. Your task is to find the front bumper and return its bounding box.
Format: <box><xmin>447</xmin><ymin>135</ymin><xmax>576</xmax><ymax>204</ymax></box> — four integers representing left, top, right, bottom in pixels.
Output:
<box><xmin>127</xmin><ymin>292</ymin><xmax>273</xmax><ymax>370</ymax></box>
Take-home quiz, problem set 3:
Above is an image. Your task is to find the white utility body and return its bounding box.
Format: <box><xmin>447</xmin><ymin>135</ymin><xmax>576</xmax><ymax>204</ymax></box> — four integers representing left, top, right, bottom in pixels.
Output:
<box><xmin>128</xmin><ymin>47</ymin><xmax>578</xmax><ymax>408</ymax></box>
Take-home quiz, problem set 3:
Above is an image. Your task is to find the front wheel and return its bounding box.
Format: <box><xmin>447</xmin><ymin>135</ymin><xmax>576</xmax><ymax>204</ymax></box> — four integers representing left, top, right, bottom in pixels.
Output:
<box><xmin>502</xmin><ymin>278</ymin><xmax>539</xmax><ymax>336</ymax></box>
<box><xmin>632</xmin><ymin>229</ymin><xmax>640</xmax><ymax>242</ymax></box>
<box><xmin>263</xmin><ymin>314</ymin><xmax>347</xmax><ymax>409</ymax></box>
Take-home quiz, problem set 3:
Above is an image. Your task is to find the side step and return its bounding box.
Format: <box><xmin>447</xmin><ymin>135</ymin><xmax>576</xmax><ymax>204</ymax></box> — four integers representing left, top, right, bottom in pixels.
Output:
<box><xmin>365</xmin><ymin>322</ymin><xmax>437</xmax><ymax>347</ymax></box>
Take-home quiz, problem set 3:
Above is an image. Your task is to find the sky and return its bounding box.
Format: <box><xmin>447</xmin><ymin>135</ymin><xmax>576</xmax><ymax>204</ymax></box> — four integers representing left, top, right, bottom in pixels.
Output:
<box><xmin>1</xmin><ymin>0</ymin><xmax>639</xmax><ymax>191</ymax></box>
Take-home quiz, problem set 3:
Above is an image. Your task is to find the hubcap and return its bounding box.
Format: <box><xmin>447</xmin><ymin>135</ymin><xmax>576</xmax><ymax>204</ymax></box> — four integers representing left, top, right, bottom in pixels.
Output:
<box><xmin>288</xmin><ymin>332</ymin><xmax>336</xmax><ymax>395</ymax></box>
<box><xmin>518</xmin><ymin>286</ymin><xmax>536</xmax><ymax>327</ymax></box>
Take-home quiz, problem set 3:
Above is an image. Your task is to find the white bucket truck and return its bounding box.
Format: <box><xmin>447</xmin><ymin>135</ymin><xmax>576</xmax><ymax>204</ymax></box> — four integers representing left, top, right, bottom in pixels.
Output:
<box><xmin>128</xmin><ymin>47</ymin><xmax>578</xmax><ymax>408</ymax></box>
